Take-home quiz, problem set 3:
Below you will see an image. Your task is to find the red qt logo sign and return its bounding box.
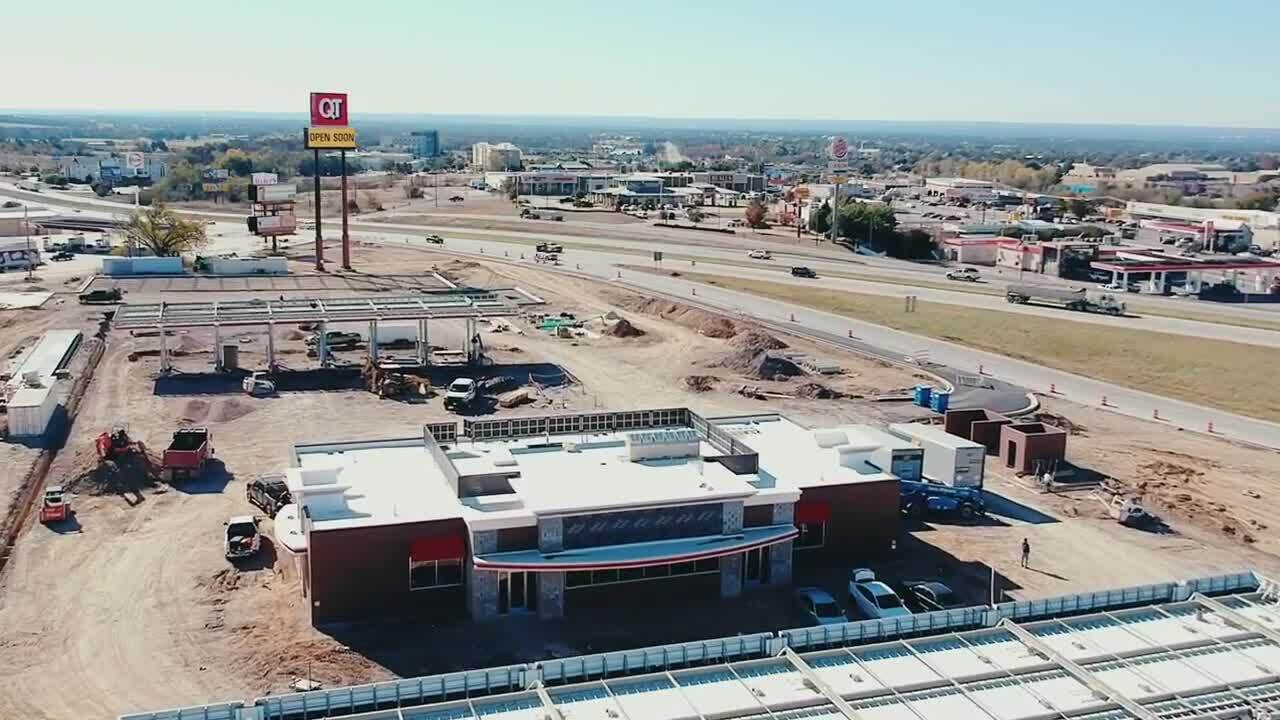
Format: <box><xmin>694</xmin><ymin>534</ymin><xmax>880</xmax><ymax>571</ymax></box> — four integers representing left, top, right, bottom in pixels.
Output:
<box><xmin>310</xmin><ymin>92</ymin><xmax>348</xmax><ymax>126</ymax></box>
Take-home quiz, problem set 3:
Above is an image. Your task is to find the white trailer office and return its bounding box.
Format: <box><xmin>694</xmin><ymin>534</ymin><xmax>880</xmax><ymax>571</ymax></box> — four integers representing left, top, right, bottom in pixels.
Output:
<box><xmin>888</xmin><ymin>423</ymin><xmax>986</xmax><ymax>488</ymax></box>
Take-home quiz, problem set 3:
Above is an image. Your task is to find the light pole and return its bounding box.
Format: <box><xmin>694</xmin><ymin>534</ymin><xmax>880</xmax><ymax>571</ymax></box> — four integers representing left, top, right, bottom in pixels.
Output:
<box><xmin>24</xmin><ymin>204</ymin><xmax>32</xmax><ymax>281</ymax></box>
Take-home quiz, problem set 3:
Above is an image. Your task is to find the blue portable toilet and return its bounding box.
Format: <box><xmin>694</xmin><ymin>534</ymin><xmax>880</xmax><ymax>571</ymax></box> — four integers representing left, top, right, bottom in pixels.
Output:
<box><xmin>930</xmin><ymin>391</ymin><xmax>951</xmax><ymax>414</ymax></box>
<box><xmin>914</xmin><ymin>385</ymin><xmax>933</xmax><ymax>407</ymax></box>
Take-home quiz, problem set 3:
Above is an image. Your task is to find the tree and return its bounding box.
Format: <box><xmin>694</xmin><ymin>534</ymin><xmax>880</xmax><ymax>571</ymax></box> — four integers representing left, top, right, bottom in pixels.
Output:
<box><xmin>836</xmin><ymin>202</ymin><xmax>897</xmax><ymax>247</ymax></box>
<box><xmin>1067</xmin><ymin>198</ymin><xmax>1092</xmax><ymax>218</ymax></box>
<box><xmin>745</xmin><ymin>200</ymin><xmax>768</xmax><ymax>228</ymax></box>
<box><xmin>122</xmin><ymin>203</ymin><xmax>208</xmax><ymax>257</ymax></box>
<box><xmin>217</xmin><ymin>150</ymin><xmax>254</xmax><ymax>177</ymax></box>
<box><xmin>686</xmin><ymin>206</ymin><xmax>705</xmax><ymax>225</ymax></box>
<box><xmin>808</xmin><ymin>201</ymin><xmax>832</xmax><ymax>235</ymax></box>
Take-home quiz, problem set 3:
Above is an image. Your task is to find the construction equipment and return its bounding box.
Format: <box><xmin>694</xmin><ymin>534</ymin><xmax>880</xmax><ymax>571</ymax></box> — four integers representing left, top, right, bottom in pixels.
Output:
<box><xmin>900</xmin><ymin>479</ymin><xmax>986</xmax><ymax>521</ymax></box>
<box><xmin>1005</xmin><ymin>284</ymin><xmax>1125</xmax><ymax>315</ymax></box>
<box><xmin>162</xmin><ymin>428</ymin><xmax>213</xmax><ymax>484</ymax></box>
<box><xmin>361</xmin><ymin>360</ymin><xmax>431</xmax><ymax>399</ymax></box>
<box><xmin>1109</xmin><ymin>496</ymin><xmax>1159</xmax><ymax>529</ymax></box>
<box><xmin>242</xmin><ymin>371</ymin><xmax>276</xmax><ymax>396</ymax></box>
<box><xmin>95</xmin><ymin>426</ymin><xmax>144</xmax><ymax>461</ymax></box>
<box><xmin>39</xmin><ymin>486</ymin><xmax>70</xmax><ymax>524</ymax></box>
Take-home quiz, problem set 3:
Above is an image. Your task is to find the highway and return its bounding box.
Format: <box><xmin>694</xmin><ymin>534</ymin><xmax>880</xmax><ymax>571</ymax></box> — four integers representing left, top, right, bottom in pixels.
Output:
<box><xmin>5</xmin><ymin>184</ymin><xmax>1280</xmax><ymax>448</ymax></box>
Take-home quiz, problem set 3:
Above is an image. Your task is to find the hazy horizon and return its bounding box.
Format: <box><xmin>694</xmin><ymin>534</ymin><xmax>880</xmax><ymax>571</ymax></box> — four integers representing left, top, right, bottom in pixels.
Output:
<box><xmin>10</xmin><ymin>0</ymin><xmax>1280</xmax><ymax>129</ymax></box>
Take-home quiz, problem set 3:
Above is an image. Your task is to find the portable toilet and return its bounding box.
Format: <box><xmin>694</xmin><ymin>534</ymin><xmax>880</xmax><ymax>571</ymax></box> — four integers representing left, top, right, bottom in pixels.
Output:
<box><xmin>914</xmin><ymin>385</ymin><xmax>933</xmax><ymax>407</ymax></box>
<box><xmin>930</xmin><ymin>391</ymin><xmax>951</xmax><ymax>414</ymax></box>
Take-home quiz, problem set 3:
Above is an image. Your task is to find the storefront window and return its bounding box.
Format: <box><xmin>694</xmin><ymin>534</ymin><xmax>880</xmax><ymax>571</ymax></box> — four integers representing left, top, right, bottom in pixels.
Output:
<box><xmin>410</xmin><ymin>558</ymin><xmax>464</xmax><ymax>590</ymax></box>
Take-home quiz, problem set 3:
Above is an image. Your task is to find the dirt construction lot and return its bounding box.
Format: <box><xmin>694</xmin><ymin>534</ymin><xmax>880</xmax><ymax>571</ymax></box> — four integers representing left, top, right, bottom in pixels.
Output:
<box><xmin>0</xmin><ymin>244</ymin><xmax>1278</xmax><ymax>719</ymax></box>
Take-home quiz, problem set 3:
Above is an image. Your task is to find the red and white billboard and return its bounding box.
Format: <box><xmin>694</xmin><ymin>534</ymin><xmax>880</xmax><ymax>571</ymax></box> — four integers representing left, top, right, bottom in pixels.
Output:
<box><xmin>830</xmin><ymin>136</ymin><xmax>849</xmax><ymax>160</ymax></box>
<box><xmin>309</xmin><ymin>92</ymin><xmax>349</xmax><ymax>126</ymax></box>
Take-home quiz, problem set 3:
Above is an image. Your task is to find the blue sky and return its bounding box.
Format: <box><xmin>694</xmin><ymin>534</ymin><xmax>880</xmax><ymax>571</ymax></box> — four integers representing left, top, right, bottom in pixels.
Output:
<box><xmin>9</xmin><ymin>0</ymin><xmax>1280</xmax><ymax>127</ymax></box>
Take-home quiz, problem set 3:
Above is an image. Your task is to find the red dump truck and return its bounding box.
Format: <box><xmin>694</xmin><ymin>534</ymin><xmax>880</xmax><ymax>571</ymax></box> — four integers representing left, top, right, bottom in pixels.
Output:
<box><xmin>162</xmin><ymin>428</ymin><xmax>213</xmax><ymax>483</ymax></box>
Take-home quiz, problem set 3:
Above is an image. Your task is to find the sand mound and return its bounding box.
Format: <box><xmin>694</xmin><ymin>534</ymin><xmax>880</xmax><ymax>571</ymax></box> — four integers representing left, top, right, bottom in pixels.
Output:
<box><xmin>713</xmin><ymin>348</ymin><xmax>804</xmax><ymax>380</ymax></box>
<box><xmin>794</xmin><ymin>382</ymin><xmax>845</xmax><ymax>399</ymax></box>
<box><xmin>175</xmin><ymin>334</ymin><xmax>205</xmax><ymax>353</ymax></box>
<box><xmin>731</xmin><ymin>329</ymin><xmax>787</xmax><ymax>352</ymax></box>
<box><xmin>181</xmin><ymin>399</ymin><xmax>211</xmax><ymax>424</ymax></box>
<box><xmin>67</xmin><ymin>454</ymin><xmax>159</xmax><ymax>496</ymax></box>
<box><xmin>613</xmin><ymin>295</ymin><xmax>741</xmax><ymax>338</ymax></box>
<box><xmin>210</xmin><ymin>398</ymin><xmax>257</xmax><ymax>423</ymax></box>
<box><xmin>1031</xmin><ymin>411</ymin><xmax>1086</xmax><ymax>435</ymax></box>
<box><xmin>684</xmin><ymin>375</ymin><xmax>718</xmax><ymax>393</ymax></box>
<box><xmin>284</xmin><ymin>330</ymin><xmax>307</xmax><ymax>341</ymax></box>
<box><xmin>604</xmin><ymin>317</ymin><xmax>645</xmax><ymax>338</ymax></box>
<box><xmin>698</xmin><ymin>317</ymin><xmax>737</xmax><ymax>338</ymax></box>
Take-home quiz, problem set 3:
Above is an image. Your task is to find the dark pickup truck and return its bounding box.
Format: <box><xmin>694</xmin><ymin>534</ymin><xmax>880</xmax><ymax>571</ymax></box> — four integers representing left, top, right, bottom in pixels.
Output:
<box><xmin>78</xmin><ymin>288</ymin><xmax>123</xmax><ymax>304</ymax></box>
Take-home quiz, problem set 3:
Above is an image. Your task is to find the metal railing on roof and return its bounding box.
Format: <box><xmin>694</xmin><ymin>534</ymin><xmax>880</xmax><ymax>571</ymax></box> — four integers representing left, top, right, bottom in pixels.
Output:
<box><xmin>121</xmin><ymin>572</ymin><xmax>1263</xmax><ymax>720</ymax></box>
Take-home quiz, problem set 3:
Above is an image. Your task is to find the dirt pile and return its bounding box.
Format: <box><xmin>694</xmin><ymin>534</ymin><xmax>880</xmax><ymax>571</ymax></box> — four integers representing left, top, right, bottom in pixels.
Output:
<box><xmin>175</xmin><ymin>334</ymin><xmax>205</xmax><ymax>354</ymax></box>
<box><xmin>66</xmin><ymin>454</ymin><xmax>159</xmax><ymax>496</ymax></box>
<box><xmin>1137</xmin><ymin>460</ymin><xmax>1204</xmax><ymax>485</ymax></box>
<box><xmin>603</xmin><ymin>317</ymin><xmax>645</xmax><ymax>338</ymax></box>
<box><xmin>698</xmin><ymin>317</ymin><xmax>737</xmax><ymax>338</ymax></box>
<box><xmin>684</xmin><ymin>375</ymin><xmax>718</xmax><ymax>392</ymax></box>
<box><xmin>794</xmin><ymin>382</ymin><xmax>845</xmax><ymax>399</ymax></box>
<box><xmin>611</xmin><ymin>294</ymin><xmax>742</xmax><ymax>338</ymax></box>
<box><xmin>210</xmin><ymin>398</ymin><xmax>258</xmax><ymax>423</ymax></box>
<box><xmin>181</xmin><ymin>399</ymin><xmax>212</xmax><ymax>424</ymax></box>
<box><xmin>731</xmin><ymin>330</ymin><xmax>787</xmax><ymax>352</ymax></box>
<box><xmin>713</xmin><ymin>348</ymin><xmax>804</xmax><ymax>380</ymax></box>
<box><xmin>284</xmin><ymin>330</ymin><xmax>307</xmax><ymax>341</ymax></box>
<box><xmin>1031</xmin><ymin>411</ymin><xmax>1086</xmax><ymax>435</ymax></box>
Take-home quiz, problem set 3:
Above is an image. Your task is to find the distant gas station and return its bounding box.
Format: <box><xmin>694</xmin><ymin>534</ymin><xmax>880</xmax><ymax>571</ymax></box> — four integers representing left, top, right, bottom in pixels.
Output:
<box><xmin>1091</xmin><ymin>248</ymin><xmax>1280</xmax><ymax>296</ymax></box>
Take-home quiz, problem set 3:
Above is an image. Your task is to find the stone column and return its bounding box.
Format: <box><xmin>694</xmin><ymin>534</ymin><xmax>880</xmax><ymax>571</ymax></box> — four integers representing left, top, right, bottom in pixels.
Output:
<box><xmin>720</xmin><ymin>554</ymin><xmax>743</xmax><ymax>599</ymax></box>
<box><xmin>769</xmin><ymin>503</ymin><xmax>795</xmax><ymax>586</ymax></box>
<box><xmin>467</xmin><ymin>530</ymin><xmax>499</xmax><ymax>620</ymax></box>
<box><xmin>722</xmin><ymin>501</ymin><xmax>744</xmax><ymax>534</ymax></box>
<box><xmin>538</xmin><ymin>572</ymin><xmax>565</xmax><ymax>620</ymax></box>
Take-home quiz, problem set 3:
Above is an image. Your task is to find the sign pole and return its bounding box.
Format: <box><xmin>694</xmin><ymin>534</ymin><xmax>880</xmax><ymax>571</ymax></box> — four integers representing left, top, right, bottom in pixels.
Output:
<box><xmin>313</xmin><ymin>147</ymin><xmax>324</xmax><ymax>271</ymax></box>
<box><xmin>341</xmin><ymin>150</ymin><xmax>351</xmax><ymax>270</ymax></box>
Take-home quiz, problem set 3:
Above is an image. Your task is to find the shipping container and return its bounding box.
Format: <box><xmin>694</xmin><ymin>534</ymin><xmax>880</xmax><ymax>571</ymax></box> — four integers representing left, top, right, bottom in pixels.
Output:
<box><xmin>888</xmin><ymin>423</ymin><xmax>986</xmax><ymax>488</ymax></box>
<box><xmin>101</xmin><ymin>256</ymin><xmax>183</xmax><ymax>276</ymax></box>
<box><xmin>6</xmin><ymin>384</ymin><xmax>59</xmax><ymax>438</ymax></box>
<box><xmin>849</xmin><ymin>426</ymin><xmax>924</xmax><ymax>481</ymax></box>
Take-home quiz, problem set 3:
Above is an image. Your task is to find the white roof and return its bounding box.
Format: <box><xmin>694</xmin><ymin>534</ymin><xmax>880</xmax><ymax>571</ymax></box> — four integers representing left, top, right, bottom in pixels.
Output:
<box><xmin>889</xmin><ymin>423</ymin><xmax>985</xmax><ymax>451</ymax></box>
<box><xmin>287</xmin><ymin>421</ymin><xmax>796</xmax><ymax>533</ymax></box>
<box><xmin>713</xmin><ymin>415</ymin><xmax>900</xmax><ymax>499</ymax></box>
<box><xmin>7</xmin><ymin>384</ymin><xmax>54</xmax><ymax>409</ymax></box>
<box><xmin>4</xmin><ymin>329</ymin><xmax>81</xmax><ymax>391</ymax></box>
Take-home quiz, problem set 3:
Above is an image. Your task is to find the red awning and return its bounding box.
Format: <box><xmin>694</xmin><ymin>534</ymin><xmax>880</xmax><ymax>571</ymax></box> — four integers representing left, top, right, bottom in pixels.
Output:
<box><xmin>795</xmin><ymin>500</ymin><xmax>832</xmax><ymax>524</ymax></box>
<box><xmin>410</xmin><ymin>534</ymin><xmax>466</xmax><ymax>561</ymax></box>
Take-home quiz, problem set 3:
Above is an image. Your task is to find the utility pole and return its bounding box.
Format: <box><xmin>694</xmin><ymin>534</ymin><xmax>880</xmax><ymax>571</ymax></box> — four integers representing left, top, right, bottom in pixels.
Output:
<box><xmin>313</xmin><ymin>148</ymin><xmax>324</xmax><ymax>272</ymax></box>
<box><xmin>340</xmin><ymin>150</ymin><xmax>350</xmax><ymax>270</ymax></box>
<box><xmin>24</xmin><ymin>204</ymin><xmax>32</xmax><ymax>281</ymax></box>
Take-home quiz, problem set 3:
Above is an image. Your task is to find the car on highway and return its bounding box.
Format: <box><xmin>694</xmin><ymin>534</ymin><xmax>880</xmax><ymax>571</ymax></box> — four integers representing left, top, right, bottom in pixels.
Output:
<box><xmin>898</xmin><ymin>581</ymin><xmax>964</xmax><ymax>613</ymax></box>
<box><xmin>748</xmin><ymin>249</ymin><xmax>772</xmax><ymax>260</ymax></box>
<box><xmin>790</xmin><ymin>266</ymin><xmax>817</xmax><ymax>278</ymax></box>
<box><xmin>1099</xmin><ymin>282</ymin><xmax>1140</xmax><ymax>293</ymax></box>
<box><xmin>425</xmin><ymin>234</ymin><xmax>445</xmax><ymax>244</ymax></box>
<box><xmin>50</xmin><ymin>250</ymin><xmax>75</xmax><ymax>261</ymax></box>
<box><xmin>945</xmin><ymin>268</ymin><xmax>980</xmax><ymax>282</ymax></box>
<box><xmin>848</xmin><ymin>569</ymin><xmax>912</xmax><ymax>619</ymax></box>
<box><xmin>794</xmin><ymin>587</ymin><xmax>847</xmax><ymax>626</ymax></box>
<box><xmin>449</xmin><ymin>195</ymin><xmax>465</xmax><ymax>202</ymax></box>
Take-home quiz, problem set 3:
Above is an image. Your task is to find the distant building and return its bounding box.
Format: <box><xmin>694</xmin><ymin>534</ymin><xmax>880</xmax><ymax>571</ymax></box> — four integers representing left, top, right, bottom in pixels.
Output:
<box><xmin>924</xmin><ymin>177</ymin><xmax>996</xmax><ymax>203</ymax></box>
<box><xmin>410</xmin><ymin>130</ymin><xmax>440</xmax><ymax>159</ymax></box>
<box><xmin>54</xmin><ymin>155</ymin><xmax>167</xmax><ymax>184</ymax></box>
<box><xmin>472</xmin><ymin>142</ymin><xmax>522</xmax><ymax>171</ymax></box>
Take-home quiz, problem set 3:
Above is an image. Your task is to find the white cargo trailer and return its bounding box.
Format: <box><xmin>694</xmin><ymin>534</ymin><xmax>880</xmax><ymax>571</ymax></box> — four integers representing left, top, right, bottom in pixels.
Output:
<box><xmin>6</xmin><ymin>384</ymin><xmax>59</xmax><ymax>438</ymax></box>
<box><xmin>849</xmin><ymin>425</ymin><xmax>925</xmax><ymax>482</ymax></box>
<box><xmin>888</xmin><ymin>423</ymin><xmax>986</xmax><ymax>488</ymax></box>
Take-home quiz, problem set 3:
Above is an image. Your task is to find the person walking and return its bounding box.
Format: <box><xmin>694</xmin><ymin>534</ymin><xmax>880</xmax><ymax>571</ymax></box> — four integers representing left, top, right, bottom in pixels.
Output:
<box><xmin>1021</xmin><ymin>538</ymin><xmax>1031</xmax><ymax>568</ymax></box>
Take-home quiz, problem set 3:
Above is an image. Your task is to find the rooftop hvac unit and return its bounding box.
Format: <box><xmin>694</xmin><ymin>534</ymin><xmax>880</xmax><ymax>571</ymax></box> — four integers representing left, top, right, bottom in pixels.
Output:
<box><xmin>625</xmin><ymin>428</ymin><xmax>699</xmax><ymax>462</ymax></box>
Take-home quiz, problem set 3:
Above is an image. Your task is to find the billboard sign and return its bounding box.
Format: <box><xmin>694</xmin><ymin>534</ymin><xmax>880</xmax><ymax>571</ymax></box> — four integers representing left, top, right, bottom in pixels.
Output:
<box><xmin>125</xmin><ymin>152</ymin><xmax>145</xmax><ymax>171</ymax></box>
<box><xmin>248</xmin><ymin>213</ymin><xmax>297</xmax><ymax>236</ymax></box>
<box><xmin>250</xmin><ymin>172</ymin><xmax>279</xmax><ymax>186</ymax></box>
<box><xmin>202</xmin><ymin>168</ymin><xmax>230</xmax><ymax>182</ymax></box>
<box><xmin>252</xmin><ymin>183</ymin><xmax>296</xmax><ymax>204</ymax></box>
<box><xmin>201</xmin><ymin>182</ymin><xmax>229</xmax><ymax>193</ymax></box>
<box><xmin>830</xmin><ymin>136</ymin><xmax>849</xmax><ymax>160</ymax></box>
<box><xmin>309</xmin><ymin>92</ymin><xmax>349</xmax><ymax>126</ymax></box>
<box><xmin>304</xmin><ymin>126</ymin><xmax>358</xmax><ymax>149</ymax></box>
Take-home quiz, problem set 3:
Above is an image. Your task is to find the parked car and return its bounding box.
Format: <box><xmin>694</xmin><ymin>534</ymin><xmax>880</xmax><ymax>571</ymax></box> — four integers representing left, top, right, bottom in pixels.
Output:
<box><xmin>848</xmin><ymin>569</ymin><xmax>912</xmax><ymax>619</ymax></box>
<box><xmin>748</xmin><ymin>249</ymin><xmax>772</xmax><ymax>260</ymax></box>
<box><xmin>791</xmin><ymin>266</ymin><xmax>817</xmax><ymax>278</ymax></box>
<box><xmin>224</xmin><ymin>515</ymin><xmax>261</xmax><ymax>561</ymax></box>
<box><xmin>246</xmin><ymin>476</ymin><xmax>292</xmax><ymax>517</ymax></box>
<box><xmin>899</xmin><ymin>581</ymin><xmax>964</xmax><ymax>613</ymax></box>
<box><xmin>78</xmin><ymin>288</ymin><xmax>124</xmax><ymax>304</ymax></box>
<box><xmin>305</xmin><ymin>330</ymin><xmax>362</xmax><ymax>348</ymax></box>
<box><xmin>945</xmin><ymin>268</ymin><xmax>980</xmax><ymax>282</ymax></box>
<box><xmin>794</xmin><ymin>587</ymin><xmax>847</xmax><ymax>626</ymax></box>
<box><xmin>444</xmin><ymin>377</ymin><xmax>478</xmax><ymax>410</ymax></box>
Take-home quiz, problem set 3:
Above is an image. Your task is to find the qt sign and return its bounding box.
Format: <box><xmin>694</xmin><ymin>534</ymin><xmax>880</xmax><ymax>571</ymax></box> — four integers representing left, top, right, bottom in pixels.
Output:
<box><xmin>310</xmin><ymin>92</ymin><xmax>348</xmax><ymax>126</ymax></box>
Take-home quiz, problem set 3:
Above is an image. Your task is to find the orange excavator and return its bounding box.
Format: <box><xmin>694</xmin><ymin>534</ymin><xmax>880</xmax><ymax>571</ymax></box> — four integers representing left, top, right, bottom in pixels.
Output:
<box><xmin>95</xmin><ymin>426</ymin><xmax>146</xmax><ymax>461</ymax></box>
